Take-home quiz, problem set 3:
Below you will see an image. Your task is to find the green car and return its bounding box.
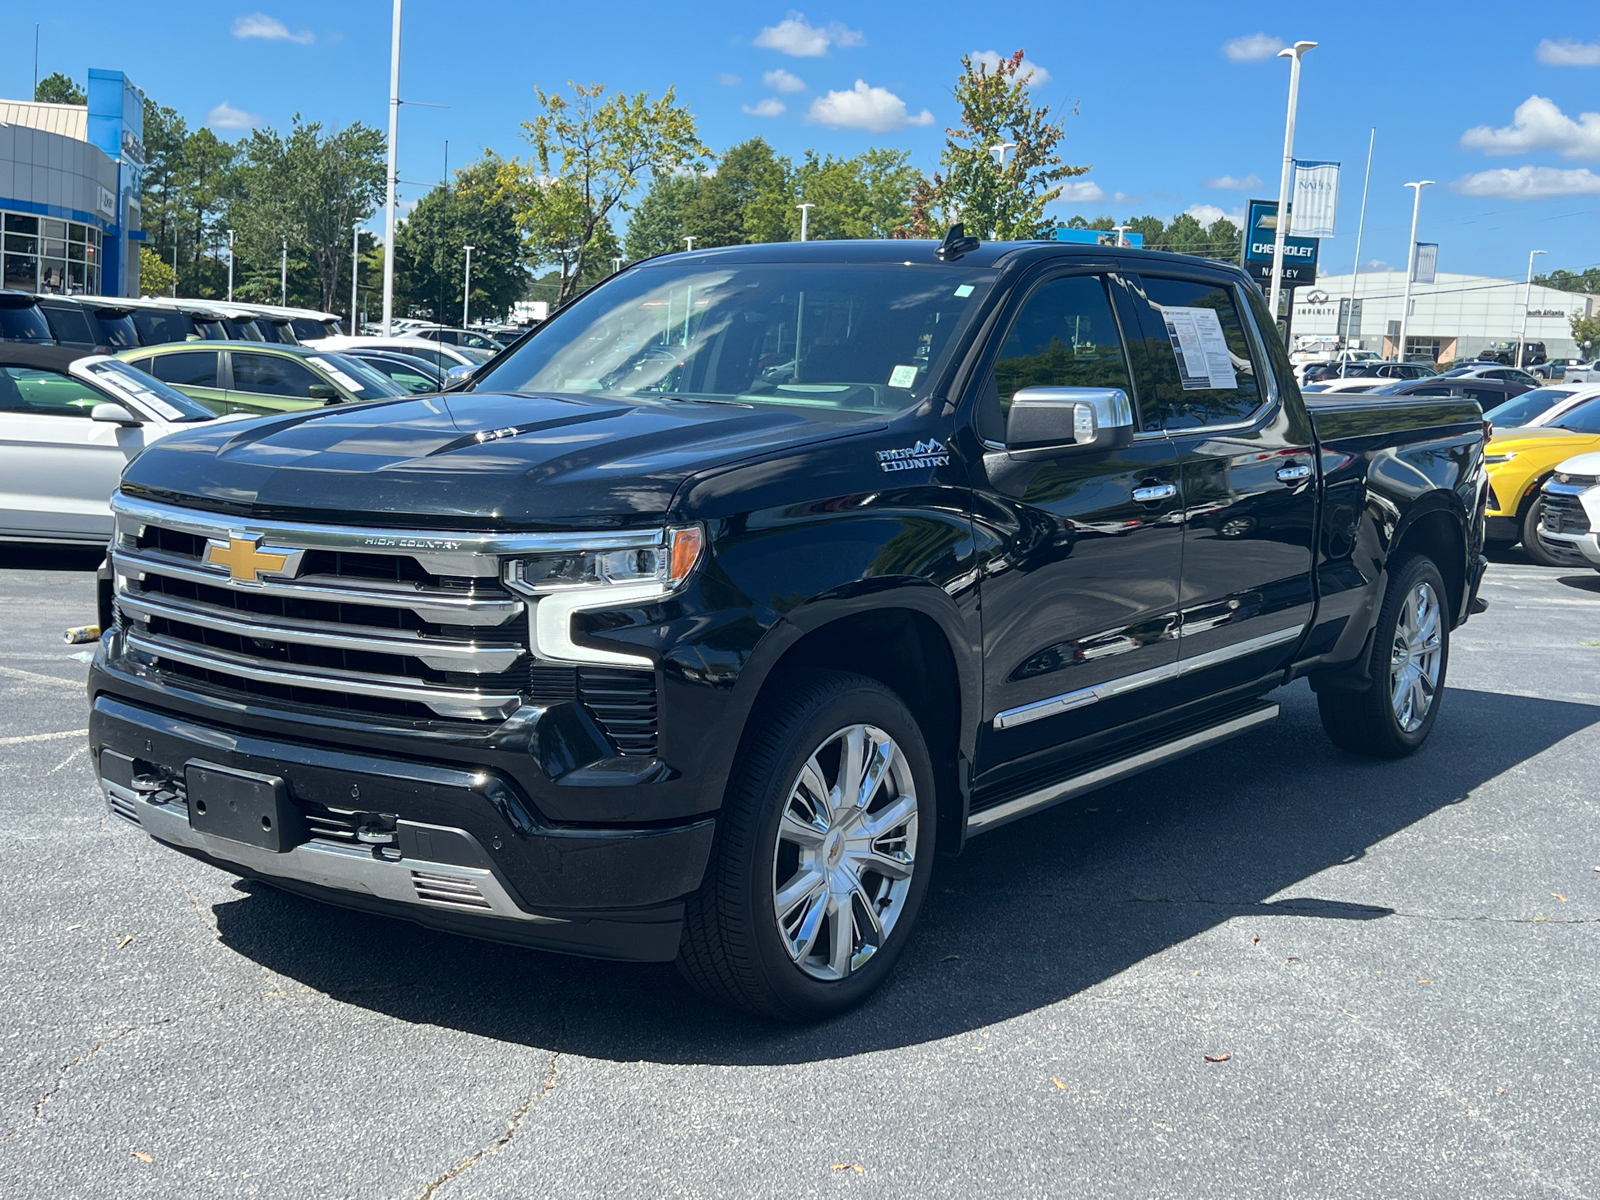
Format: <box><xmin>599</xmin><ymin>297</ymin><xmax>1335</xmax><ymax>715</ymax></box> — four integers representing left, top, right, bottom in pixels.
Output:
<box><xmin>116</xmin><ymin>341</ymin><xmax>408</xmax><ymax>416</ymax></box>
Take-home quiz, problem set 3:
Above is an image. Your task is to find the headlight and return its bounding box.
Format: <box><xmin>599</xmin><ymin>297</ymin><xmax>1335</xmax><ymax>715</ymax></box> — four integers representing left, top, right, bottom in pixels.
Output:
<box><xmin>1484</xmin><ymin>452</ymin><xmax>1516</xmax><ymax>464</ymax></box>
<box><xmin>503</xmin><ymin>526</ymin><xmax>704</xmax><ymax>594</ymax></box>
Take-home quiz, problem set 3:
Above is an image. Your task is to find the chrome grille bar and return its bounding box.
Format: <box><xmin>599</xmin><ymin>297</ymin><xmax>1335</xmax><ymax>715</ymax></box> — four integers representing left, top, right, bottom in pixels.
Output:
<box><xmin>117</xmin><ymin>590</ymin><xmax>525</xmax><ymax>674</ymax></box>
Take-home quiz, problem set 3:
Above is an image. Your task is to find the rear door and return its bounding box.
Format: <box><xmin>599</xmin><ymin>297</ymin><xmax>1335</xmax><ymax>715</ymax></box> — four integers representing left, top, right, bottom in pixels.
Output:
<box><xmin>135</xmin><ymin>349</ymin><xmax>229</xmax><ymax>413</ymax></box>
<box><xmin>972</xmin><ymin>268</ymin><xmax>1185</xmax><ymax>784</ymax></box>
<box><xmin>1122</xmin><ymin>269</ymin><xmax>1318</xmax><ymax>699</ymax></box>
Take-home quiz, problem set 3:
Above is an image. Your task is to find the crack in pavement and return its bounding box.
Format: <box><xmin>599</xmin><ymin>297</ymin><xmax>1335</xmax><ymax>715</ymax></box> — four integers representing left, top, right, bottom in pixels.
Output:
<box><xmin>3</xmin><ymin>1025</ymin><xmax>148</xmax><ymax>1142</ymax></box>
<box><xmin>413</xmin><ymin>1052</ymin><xmax>561</xmax><ymax>1200</ymax></box>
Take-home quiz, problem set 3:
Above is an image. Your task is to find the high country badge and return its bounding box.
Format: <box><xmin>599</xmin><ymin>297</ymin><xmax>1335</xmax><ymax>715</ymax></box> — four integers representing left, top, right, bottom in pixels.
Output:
<box><xmin>876</xmin><ymin>439</ymin><xmax>950</xmax><ymax>472</ymax></box>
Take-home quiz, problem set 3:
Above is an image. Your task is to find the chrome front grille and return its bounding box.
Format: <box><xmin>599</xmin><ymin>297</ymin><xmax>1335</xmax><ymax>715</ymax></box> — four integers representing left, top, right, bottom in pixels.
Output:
<box><xmin>1543</xmin><ymin>493</ymin><xmax>1590</xmax><ymax>536</ymax></box>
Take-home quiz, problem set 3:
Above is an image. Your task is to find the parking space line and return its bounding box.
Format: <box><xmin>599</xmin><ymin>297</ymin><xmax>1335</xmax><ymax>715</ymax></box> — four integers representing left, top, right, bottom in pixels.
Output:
<box><xmin>0</xmin><ymin>664</ymin><xmax>87</xmax><ymax>689</ymax></box>
<box><xmin>0</xmin><ymin>729</ymin><xmax>88</xmax><ymax>746</ymax></box>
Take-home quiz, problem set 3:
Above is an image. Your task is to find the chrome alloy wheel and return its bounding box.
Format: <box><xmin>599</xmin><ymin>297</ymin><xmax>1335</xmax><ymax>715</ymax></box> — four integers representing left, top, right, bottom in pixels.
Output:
<box><xmin>1390</xmin><ymin>580</ymin><xmax>1443</xmax><ymax>733</ymax></box>
<box><xmin>771</xmin><ymin>724</ymin><xmax>919</xmax><ymax>982</ymax></box>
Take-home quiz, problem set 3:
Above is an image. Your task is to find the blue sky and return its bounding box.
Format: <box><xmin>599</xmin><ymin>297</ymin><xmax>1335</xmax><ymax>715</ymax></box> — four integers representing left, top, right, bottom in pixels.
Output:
<box><xmin>7</xmin><ymin>0</ymin><xmax>1600</xmax><ymax>280</ymax></box>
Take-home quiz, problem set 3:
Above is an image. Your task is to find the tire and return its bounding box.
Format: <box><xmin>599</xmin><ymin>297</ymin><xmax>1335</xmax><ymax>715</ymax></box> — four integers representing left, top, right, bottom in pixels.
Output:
<box><xmin>1318</xmin><ymin>554</ymin><xmax>1450</xmax><ymax>759</ymax></box>
<box><xmin>1521</xmin><ymin>496</ymin><xmax>1586</xmax><ymax>568</ymax></box>
<box><xmin>677</xmin><ymin>671</ymin><xmax>936</xmax><ymax>1021</ymax></box>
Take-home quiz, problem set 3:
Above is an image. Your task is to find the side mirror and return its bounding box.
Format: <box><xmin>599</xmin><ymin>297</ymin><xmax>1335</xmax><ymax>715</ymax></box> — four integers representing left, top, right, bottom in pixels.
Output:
<box><xmin>91</xmin><ymin>402</ymin><xmax>141</xmax><ymax>426</ymax></box>
<box><xmin>308</xmin><ymin>383</ymin><xmax>341</xmax><ymax>403</ymax></box>
<box><xmin>1005</xmin><ymin>387</ymin><xmax>1134</xmax><ymax>460</ymax></box>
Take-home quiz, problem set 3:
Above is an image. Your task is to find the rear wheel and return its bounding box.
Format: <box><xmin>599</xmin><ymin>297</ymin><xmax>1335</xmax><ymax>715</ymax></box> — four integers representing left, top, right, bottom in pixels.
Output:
<box><xmin>677</xmin><ymin>671</ymin><xmax>935</xmax><ymax>1021</ymax></box>
<box><xmin>1522</xmin><ymin>496</ymin><xmax>1587</xmax><ymax>568</ymax></box>
<box><xmin>1318</xmin><ymin>554</ymin><xmax>1450</xmax><ymax>758</ymax></box>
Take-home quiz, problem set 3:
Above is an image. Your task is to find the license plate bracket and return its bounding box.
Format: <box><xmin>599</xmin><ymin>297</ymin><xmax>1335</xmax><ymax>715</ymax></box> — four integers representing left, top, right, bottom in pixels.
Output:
<box><xmin>185</xmin><ymin>761</ymin><xmax>301</xmax><ymax>853</ymax></box>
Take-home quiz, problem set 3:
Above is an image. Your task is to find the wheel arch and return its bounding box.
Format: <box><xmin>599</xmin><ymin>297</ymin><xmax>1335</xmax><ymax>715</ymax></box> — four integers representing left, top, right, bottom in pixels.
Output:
<box><xmin>1389</xmin><ymin>501</ymin><xmax>1468</xmax><ymax>626</ymax></box>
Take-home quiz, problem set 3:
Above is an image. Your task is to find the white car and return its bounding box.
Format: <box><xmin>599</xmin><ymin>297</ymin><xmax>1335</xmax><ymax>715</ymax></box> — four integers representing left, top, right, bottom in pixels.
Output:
<box><xmin>0</xmin><ymin>346</ymin><xmax>231</xmax><ymax>544</ymax></box>
<box><xmin>1539</xmin><ymin>450</ymin><xmax>1600</xmax><ymax>571</ymax></box>
<box><xmin>305</xmin><ymin>334</ymin><xmax>492</xmax><ymax>374</ymax></box>
<box><xmin>1301</xmin><ymin>377</ymin><xmax>1386</xmax><ymax>395</ymax></box>
<box><xmin>1481</xmin><ymin>384</ymin><xmax>1600</xmax><ymax>432</ymax></box>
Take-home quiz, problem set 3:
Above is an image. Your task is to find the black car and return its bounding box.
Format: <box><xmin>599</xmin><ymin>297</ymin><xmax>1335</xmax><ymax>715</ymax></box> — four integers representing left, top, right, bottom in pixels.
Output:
<box><xmin>340</xmin><ymin>348</ymin><xmax>449</xmax><ymax>394</ymax></box>
<box><xmin>1302</xmin><ymin>360</ymin><xmax>1436</xmax><ymax>384</ymax></box>
<box><xmin>0</xmin><ymin>291</ymin><xmax>54</xmax><ymax>345</ymax></box>
<box><xmin>90</xmin><ymin>235</ymin><xmax>1489</xmax><ymax>1020</ymax></box>
<box><xmin>1369</xmin><ymin>377</ymin><xmax>1532</xmax><ymax>406</ymax></box>
<box><xmin>35</xmin><ymin>296</ymin><xmax>141</xmax><ymax>353</ymax></box>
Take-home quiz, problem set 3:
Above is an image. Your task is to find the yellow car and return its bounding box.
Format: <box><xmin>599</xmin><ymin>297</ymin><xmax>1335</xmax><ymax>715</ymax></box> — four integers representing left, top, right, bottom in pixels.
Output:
<box><xmin>1485</xmin><ymin>395</ymin><xmax>1600</xmax><ymax>565</ymax></box>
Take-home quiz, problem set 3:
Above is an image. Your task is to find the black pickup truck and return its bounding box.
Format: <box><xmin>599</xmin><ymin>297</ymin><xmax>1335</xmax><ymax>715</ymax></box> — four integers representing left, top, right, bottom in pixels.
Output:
<box><xmin>90</xmin><ymin>236</ymin><xmax>1488</xmax><ymax>1020</ymax></box>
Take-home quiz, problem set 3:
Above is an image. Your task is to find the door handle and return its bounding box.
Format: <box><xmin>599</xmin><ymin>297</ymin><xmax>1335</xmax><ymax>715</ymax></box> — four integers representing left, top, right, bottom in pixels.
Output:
<box><xmin>1275</xmin><ymin>463</ymin><xmax>1313</xmax><ymax>483</ymax></box>
<box><xmin>1132</xmin><ymin>483</ymin><xmax>1177</xmax><ymax>503</ymax></box>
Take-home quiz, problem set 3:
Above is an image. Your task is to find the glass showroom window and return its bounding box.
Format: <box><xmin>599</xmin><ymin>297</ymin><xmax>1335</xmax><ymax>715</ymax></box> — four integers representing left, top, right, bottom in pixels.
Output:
<box><xmin>0</xmin><ymin>212</ymin><xmax>101</xmax><ymax>294</ymax></box>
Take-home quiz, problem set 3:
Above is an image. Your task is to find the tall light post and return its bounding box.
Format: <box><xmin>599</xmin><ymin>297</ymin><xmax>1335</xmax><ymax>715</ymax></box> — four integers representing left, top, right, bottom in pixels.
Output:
<box><xmin>796</xmin><ymin>202</ymin><xmax>813</xmax><ymax>242</ymax></box>
<box><xmin>226</xmin><ymin>229</ymin><xmax>235</xmax><ymax>302</ymax></box>
<box><xmin>1112</xmin><ymin>224</ymin><xmax>1130</xmax><ymax>248</ymax></box>
<box><xmin>1340</xmin><ymin>127</ymin><xmax>1375</xmax><ymax>377</ymax></box>
<box><xmin>1268</xmin><ymin>40</ymin><xmax>1317</xmax><ymax>324</ymax></box>
<box><xmin>684</xmin><ymin>236</ymin><xmax>696</xmax><ymax>252</ymax></box>
<box><xmin>280</xmin><ymin>238</ymin><xmax>287</xmax><ymax>305</ymax></box>
<box><xmin>1519</xmin><ymin>249</ymin><xmax>1547</xmax><ymax>369</ymax></box>
<box><xmin>1396</xmin><ymin>180</ymin><xmax>1433</xmax><ymax>364</ymax></box>
<box><xmin>350</xmin><ymin>225</ymin><xmax>360</xmax><ymax>332</ymax></box>
<box><xmin>461</xmin><ymin>245</ymin><xmax>474</xmax><ymax>328</ymax></box>
<box><xmin>381</xmin><ymin>0</ymin><xmax>403</xmax><ymax>335</ymax></box>
<box><xmin>990</xmin><ymin>141</ymin><xmax>1016</xmax><ymax>166</ymax></box>
<box><xmin>611</xmin><ymin>256</ymin><xmax>623</xmax><ymax>274</ymax></box>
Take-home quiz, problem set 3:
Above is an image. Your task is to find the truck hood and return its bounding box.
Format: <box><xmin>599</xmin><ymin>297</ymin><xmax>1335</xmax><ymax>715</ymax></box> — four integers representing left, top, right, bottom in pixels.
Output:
<box><xmin>119</xmin><ymin>390</ymin><xmax>883</xmax><ymax>527</ymax></box>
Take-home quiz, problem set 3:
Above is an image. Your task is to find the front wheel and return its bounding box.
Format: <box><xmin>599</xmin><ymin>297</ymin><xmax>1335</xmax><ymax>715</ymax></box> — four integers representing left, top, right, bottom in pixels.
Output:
<box><xmin>1318</xmin><ymin>554</ymin><xmax>1451</xmax><ymax>758</ymax></box>
<box><xmin>677</xmin><ymin>671</ymin><xmax>935</xmax><ymax>1021</ymax></box>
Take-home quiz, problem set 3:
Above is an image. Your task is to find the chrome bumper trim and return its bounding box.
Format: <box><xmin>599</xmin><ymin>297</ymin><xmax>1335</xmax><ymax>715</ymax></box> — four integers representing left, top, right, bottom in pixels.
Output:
<box><xmin>103</xmin><ymin>781</ymin><xmax>565</xmax><ymax>925</ymax></box>
<box><xmin>125</xmin><ymin>630</ymin><xmax>523</xmax><ymax>720</ymax></box>
<box><xmin>117</xmin><ymin>591</ymin><xmax>525</xmax><ymax>674</ymax></box>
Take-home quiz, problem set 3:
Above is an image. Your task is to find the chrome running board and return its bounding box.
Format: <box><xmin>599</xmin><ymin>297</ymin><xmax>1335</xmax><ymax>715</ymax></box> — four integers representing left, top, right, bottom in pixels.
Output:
<box><xmin>966</xmin><ymin>703</ymin><xmax>1280</xmax><ymax>835</ymax></box>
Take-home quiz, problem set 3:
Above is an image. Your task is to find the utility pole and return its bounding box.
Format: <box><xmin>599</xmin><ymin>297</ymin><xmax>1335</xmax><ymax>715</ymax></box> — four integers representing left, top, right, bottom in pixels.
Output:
<box><xmin>1340</xmin><ymin>127</ymin><xmax>1375</xmax><ymax>377</ymax></box>
<box><xmin>280</xmin><ymin>238</ymin><xmax>287</xmax><ymax>305</ymax></box>
<box><xmin>1268</xmin><ymin>40</ymin><xmax>1317</xmax><ymax>325</ymax></box>
<box><xmin>33</xmin><ymin>25</ymin><xmax>40</xmax><ymax>96</ymax></box>
<box><xmin>1396</xmin><ymin>180</ymin><xmax>1434</xmax><ymax>364</ymax></box>
<box><xmin>1519</xmin><ymin>249</ymin><xmax>1546</xmax><ymax>369</ymax></box>
<box><xmin>381</xmin><ymin>0</ymin><xmax>402</xmax><ymax>335</ymax></box>
<box><xmin>462</xmin><ymin>245</ymin><xmax>474</xmax><ymax>328</ymax></box>
<box><xmin>350</xmin><ymin>225</ymin><xmax>360</xmax><ymax>332</ymax></box>
<box><xmin>797</xmin><ymin>202</ymin><xmax>813</xmax><ymax>242</ymax></box>
<box><xmin>171</xmin><ymin>238</ymin><xmax>178</xmax><ymax>297</ymax></box>
<box><xmin>226</xmin><ymin>229</ymin><xmax>235</xmax><ymax>302</ymax></box>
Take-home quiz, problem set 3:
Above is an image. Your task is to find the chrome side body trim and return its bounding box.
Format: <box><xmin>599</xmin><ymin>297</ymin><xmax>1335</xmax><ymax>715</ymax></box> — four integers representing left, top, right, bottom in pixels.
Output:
<box><xmin>124</xmin><ymin>630</ymin><xmax>523</xmax><ymax>720</ymax></box>
<box><xmin>968</xmin><ymin>704</ymin><xmax>1280</xmax><ymax>834</ymax></box>
<box><xmin>103</xmin><ymin>780</ymin><xmax>565</xmax><ymax>924</ymax></box>
<box><xmin>992</xmin><ymin>624</ymin><xmax>1303</xmax><ymax>730</ymax></box>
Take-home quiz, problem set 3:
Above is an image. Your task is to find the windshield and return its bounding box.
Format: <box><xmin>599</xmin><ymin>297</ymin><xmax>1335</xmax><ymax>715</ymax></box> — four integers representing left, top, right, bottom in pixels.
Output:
<box><xmin>1484</xmin><ymin>388</ymin><xmax>1574</xmax><ymax>428</ymax></box>
<box><xmin>76</xmin><ymin>357</ymin><xmax>215</xmax><ymax>421</ymax></box>
<box><xmin>479</xmin><ymin>261</ymin><xmax>996</xmax><ymax>413</ymax></box>
<box><xmin>1553</xmin><ymin>397</ymin><xmax>1600</xmax><ymax>434</ymax></box>
<box><xmin>310</xmin><ymin>353</ymin><xmax>409</xmax><ymax>399</ymax></box>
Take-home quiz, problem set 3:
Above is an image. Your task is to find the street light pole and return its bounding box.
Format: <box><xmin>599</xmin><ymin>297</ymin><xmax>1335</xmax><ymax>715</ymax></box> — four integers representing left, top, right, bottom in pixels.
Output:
<box><xmin>350</xmin><ymin>225</ymin><xmax>359</xmax><ymax>332</ymax></box>
<box><xmin>1396</xmin><ymin>180</ymin><xmax>1434</xmax><ymax>364</ymax></box>
<box><xmin>1519</xmin><ymin>249</ymin><xmax>1547</xmax><ymax>369</ymax></box>
<box><xmin>796</xmin><ymin>202</ymin><xmax>813</xmax><ymax>242</ymax></box>
<box><xmin>381</xmin><ymin>0</ymin><xmax>402</xmax><ymax>335</ymax></box>
<box><xmin>990</xmin><ymin>141</ymin><xmax>1016</xmax><ymax>166</ymax></box>
<box><xmin>226</xmin><ymin>229</ymin><xmax>234</xmax><ymax>302</ymax></box>
<box><xmin>462</xmin><ymin>245</ymin><xmax>474</xmax><ymax>328</ymax></box>
<box><xmin>1268</xmin><ymin>40</ymin><xmax>1317</xmax><ymax>324</ymax></box>
<box><xmin>280</xmin><ymin>238</ymin><xmax>287</xmax><ymax>305</ymax></box>
<box><xmin>683</xmin><ymin>236</ymin><xmax>696</xmax><ymax>252</ymax></box>
<box><xmin>1340</xmin><ymin>127</ymin><xmax>1375</xmax><ymax>377</ymax></box>
<box><xmin>1112</xmin><ymin>224</ymin><xmax>1130</xmax><ymax>248</ymax></box>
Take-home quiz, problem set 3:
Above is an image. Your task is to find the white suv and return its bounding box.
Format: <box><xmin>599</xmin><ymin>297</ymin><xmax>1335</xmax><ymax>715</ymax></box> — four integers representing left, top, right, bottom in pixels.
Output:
<box><xmin>1539</xmin><ymin>451</ymin><xmax>1600</xmax><ymax>571</ymax></box>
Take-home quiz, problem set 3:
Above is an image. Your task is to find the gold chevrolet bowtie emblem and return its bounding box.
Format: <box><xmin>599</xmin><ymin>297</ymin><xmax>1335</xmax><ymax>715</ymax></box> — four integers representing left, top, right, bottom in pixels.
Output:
<box><xmin>203</xmin><ymin>535</ymin><xmax>302</xmax><ymax>582</ymax></box>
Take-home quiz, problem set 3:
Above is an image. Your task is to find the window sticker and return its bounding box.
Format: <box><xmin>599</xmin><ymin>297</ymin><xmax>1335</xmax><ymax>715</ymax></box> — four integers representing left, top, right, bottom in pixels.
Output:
<box><xmin>309</xmin><ymin>358</ymin><xmax>361</xmax><ymax>392</ymax></box>
<box><xmin>888</xmin><ymin>364</ymin><xmax>920</xmax><ymax>388</ymax></box>
<box><xmin>954</xmin><ymin>284</ymin><xmax>975</xmax><ymax>298</ymax></box>
<box><xmin>1159</xmin><ymin>305</ymin><xmax>1238</xmax><ymax>391</ymax></box>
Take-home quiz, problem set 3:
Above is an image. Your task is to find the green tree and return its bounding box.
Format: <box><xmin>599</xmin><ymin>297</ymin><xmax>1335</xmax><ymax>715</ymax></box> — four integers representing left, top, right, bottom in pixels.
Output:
<box><xmin>791</xmin><ymin>148</ymin><xmax>918</xmax><ymax>240</ymax></box>
<box><xmin>139</xmin><ymin>245</ymin><xmax>177</xmax><ymax>296</ymax></box>
<box><xmin>139</xmin><ymin>98</ymin><xmax>190</xmax><ymax>269</ymax></box>
<box><xmin>689</xmin><ymin>138</ymin><xmax>792</xmax><ymax>246</ymax></box>
<box><xmin>232</xmin><ymin>116</ymin><xmax>385</xmax><ymax>311</ymax></box>
<box><xmin>34</xmin><ymin>73</ymin><xmax>85</xmax><ymax>105</ymax></box>
<box><xmin>395</xmin><ymin>153</ymin><xmax>528</xmax><ymax>321</ymax></box>
<box><xmin>1539</xmin><ymin>267</ymin><xmax>1600</xmax><ymax>295</ymax></box>
<box><xmin>624</xmin><ymin>172</ymin><xmax>703</xmax><ymax>260</ymax></box>
<box><xmin>510</xmin><ymin>81</ymin><xmax>709</xmax><ymax>303</ymax></box>
<box><xmin>1570</xmin><ymin>311</ymin><xmax>1600</xmax><ymax>355</ymax></box>
<box><xmin>928</xmin><ymin>50</ymin><xmax>1088</xmax><ymax>239</ymax></box>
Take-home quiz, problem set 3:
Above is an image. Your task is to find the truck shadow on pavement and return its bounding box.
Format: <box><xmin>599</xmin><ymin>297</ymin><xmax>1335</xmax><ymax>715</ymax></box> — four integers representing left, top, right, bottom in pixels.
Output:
<box><xmin>209</xmin><ymin>682</ymin><xmax>1599</xmax><ymax>1064</ymax></box>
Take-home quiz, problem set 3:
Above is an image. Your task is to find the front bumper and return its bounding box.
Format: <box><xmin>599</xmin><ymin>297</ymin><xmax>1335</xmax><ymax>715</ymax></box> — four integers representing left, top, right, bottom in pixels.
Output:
<box><xmin>1538</xmin><ymin>482</ymin><xmax>1600</xmax><ymax>566</ymax></box>
<box><xmin>90</xmin><ymin>691</ymin><xmax>715</xmax><ymax>962</ymax></box>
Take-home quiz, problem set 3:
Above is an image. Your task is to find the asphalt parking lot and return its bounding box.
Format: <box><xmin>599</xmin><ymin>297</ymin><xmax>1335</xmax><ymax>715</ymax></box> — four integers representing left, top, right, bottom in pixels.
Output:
<box><xmin>2</xmin><ymin>544</ymin><xmax>1597</xmax><ymax>1200</ymax></box>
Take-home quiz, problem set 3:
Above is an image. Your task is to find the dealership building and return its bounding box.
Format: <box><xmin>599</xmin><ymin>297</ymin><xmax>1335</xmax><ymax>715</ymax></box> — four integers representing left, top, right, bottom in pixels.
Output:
<box><xmin>1288</xmin><ymin>271</ymin><xmax>1596</xmax><ymax>364</ymax></box>
<box><xmin>0</xmin><ymin>69</ymin><xmax>144</xmax><ymax>297</ymax></box>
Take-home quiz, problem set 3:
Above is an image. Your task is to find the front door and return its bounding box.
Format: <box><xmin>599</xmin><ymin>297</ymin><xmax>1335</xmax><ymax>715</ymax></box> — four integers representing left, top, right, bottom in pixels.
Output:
<box><xmin>1122</xmin><ymin>271</ymin><xmax>1318</xmax><ymax>698</ymax></box>
<box><xmin>227</xmin><ymin>351</ymin><xmax>328</xmax><ymax>413</ymax></box>
<box><xmin>971</xmin><ymin>270</ymin><xmax>1185</xmax><ymax>786</ymax></box>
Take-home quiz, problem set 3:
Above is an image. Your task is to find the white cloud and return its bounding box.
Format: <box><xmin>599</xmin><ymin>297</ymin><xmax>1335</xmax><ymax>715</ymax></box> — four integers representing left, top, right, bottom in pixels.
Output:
<box><xmin>1112</xmin><ymin>191</ymin><xmax>1142</xmax><ymax>205</ymax></box>
<box><xmin>716</xmin><ymin>72</ymin><xmax>741</xmax><ymax>86</ymax></box>
<box><xmin>1461</xmin><ymin>95</ymin><xmax>1600</xmax><ymax>159</ymax></box>
<box><xmin>969</xmin><ymin>50</ymin><xmax>1052</xmax><ymax>88</ymax></box>
<box><xmin>763</xmin><ymin>68</ymin><xmax>806</xmax><ymax>93</ymax></box>
<box><xmin>1454</xmin><ymin>165</ymin><xmax>1600</xmax><ymax>198</ymax></box>
<box><xmin>754</xmin><ymin>12</ymin><xmax>863</xmax><ymax>57</ymax></box>
<box><xmin>1223</xmin><ymin>33</ymin><xmax>1284</xmax><ymax>62</ymax></box>
<box><xmin>1185</xmin><ymin>203</ymin><xmax>1245</xmax><ymax>225</ymax></box>
<box><xmin>206</xmin><ymin>101</ymin><xmax>264</xmax><ymax>130</ymax></box>
<box><xmin>1057</xmin><ymin>181</ymin><xmax>1106</xmax><ymax>203</ymax></box>
<box><xmin>1365</xmin><ymin>259</ymin><xmax>1391</xmax><ymax>271</ymax></box>
<box><xmin>1536</xmin><ymin>38</ymin><xmax>1600</xmax><ymax>66</ymax></box>
<box><xmin>1202</xmin><ymin>172</ymin><xmax>1263</xmax><ymax>190</ymax></box>
<box><xmin>743</xmin><ymin>98</ymin><xmax>787</xmax><ymax>118</ymax></box>
<box><xmin>807</xmin><ymin>81</ymin><xmax>932</xmax><ymax>132</ymax></box>
<box><xmin>231</xmin><ymin>13</ymin><xmax>315</xmax><ymax>44</ymax></box>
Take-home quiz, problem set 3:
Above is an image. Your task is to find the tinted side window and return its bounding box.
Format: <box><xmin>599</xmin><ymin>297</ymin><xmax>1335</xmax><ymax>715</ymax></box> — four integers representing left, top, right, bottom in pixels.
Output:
<box><xmin>1463</xmin><ymin>386</ymin><xmax>1506</xmax><ymax>405</ymax></box>
<box><xmin>982</xmin><ymin>274</ymin><xmax>1133</xmax><ymax>440</ymax></box>
<box><xmin>149</xmin><ymin>351</ymin><xmax>220</xmax><ymax>388</ymax></box>
<box><xmin>132</xmin><ymin>311</ymin><xmax>197</xmax><ymax>345</ymax></box>
<box><xmin>232</xmin><ymin>352</ymin><xmax>322</xmax><ymax>398</ymax></box>
<box><xmin>1409</xmin><ymin>384</ymin><xmax>1454</xmax><ymax>397</ymax></box>
<box><xmin>43</xmin><ymin>305</ymin><xmax>94</xmax><ymax>345</ymax></box>
<box><xmin>1128</xmin><ymin>276</ymin><xmax>1264</xmax><ymax>430</ymax></box>
<box><xmin>1555</xmin><ymin>398</ymin><xmax>1600</xmax><ymax>434</ymax></box>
